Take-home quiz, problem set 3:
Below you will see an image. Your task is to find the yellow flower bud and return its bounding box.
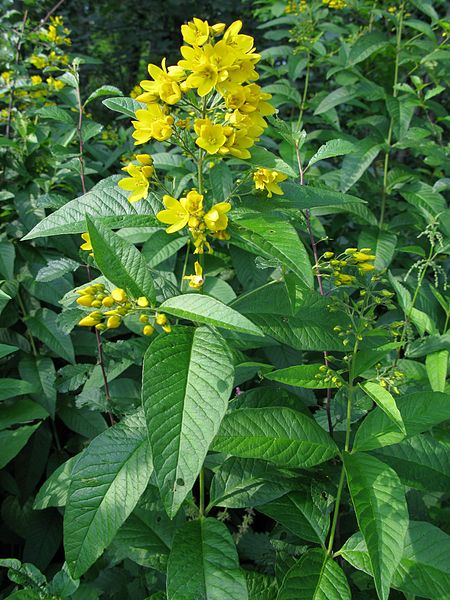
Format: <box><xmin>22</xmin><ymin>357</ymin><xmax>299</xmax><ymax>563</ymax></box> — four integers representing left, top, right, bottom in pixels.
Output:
<box><xmin>155</xmin><ymin>312</ymin><xmax>167</xmax><ymax>326</ymax></box>
<box><xmin>137</xmin><ymin>296</ymin><xmax>149</xmax><ymax>307</ymax></box>
<box><xmin>107</xmin><ymin>315</ymin><xmax>122</xmax><ymax>329</ymax></box>
<box><xmin>139</xmin><ymin>314</ymin><xmax>149</xmax><ymax>323</ymax></box>
<box><xmin>323</xmin><ymin>252</ymin><xmax>334</xmax><ymax>259</ymax></box>
<box><xmin>143</xmin><ymin>325</ymin><xmax>155</xmax><ymax>336</ymax></box>
<box><xmin>95</xmin><ymin>323</ymin><xmax>107</xmax><ymax>331</ymax></box>
<box><xmin>162</xmin><ymin>324</ymin><xmax>172</xmax><ymax>333</ymax></box>
<box><xmin>111</xmin><ymin>288</ymin><xmax>127</xmax><ymax>302</ymax></box>
<box><xmin>76</xmin><ymin>295</ymin><xmax>94</xmax><ymax>307</ymax></box>
<box><xmin>79</xmin><ymin>315</ymin><xmax>100</xmax><ymax>327</ymax></box>
<box><xmin>344</xmin><ymin>248</ymin><xmax>357</xmax><ymax>254</ymax></box>
<box><xmin>91</xmin><ymin>300</ymin><xmax>102</xmax><ymax>308</ymax></box>
<box><xmin>102</xmin><ymin>296</ymin><xmax>114</xmax><ymax>307</ymax></box>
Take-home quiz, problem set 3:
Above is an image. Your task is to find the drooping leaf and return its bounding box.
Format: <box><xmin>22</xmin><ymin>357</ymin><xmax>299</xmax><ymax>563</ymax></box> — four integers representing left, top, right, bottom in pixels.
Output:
<box><xmin>142</xmin><ymin>326</ymin><xmax>234</xmax><ymax>517</ymax></box>
<box><xmin>213</xmin><ymin>407</ymin><xmax>338</xmax><ymax>468</ymax></box>
<box><xmin>425</xmin><ymin>350</ymin><xmax>448</xmax><ymax>392</ymax></box>
<box><xmin>0</xmin><ymin>398</ymin><xmax>48</xmax><ymax>430</ymax></box>
<box><xmin>64</xmin><ymin>410</ymin><xmax>153</xmax><ymax>578</ymax></box>
<box><xmin>281</xmin><ymin>183</ymin><xmax>365</xmax><ymax>209</ymax></box>
<box><xmin>344</xmin><ymin>452</ymin><xmax>409</xmax><ymax>600</ymax></box>
<box><xmin>87</xmin><ymin>216</ymin><xmax>156</xmax><ymax>303</ymax></box>
<box><xmin>22</xmin><ymin>176</ymin><xmax>157</xmax><ymax>240</ymax></box>
<box><xmin>166</xmin><ymin>518</ymin><xmax>248</xmax><ymax>600</ymax></box>
<box><xmin>348</xmin><ymin>31</ymin><xmax>389</xmax><ymax>65</ymax></box>
<box><xmin>0</xmin><ymin>424</ymin><xmax>41</xmax><ymax>469</ymax></box>
<box><xmin>278</xmin><ymin>548</ymin><xmax>351</xmax><ymax>600</ymax></box>
<box><xmin>18</xmin><ymin>356</ymin><xmax>57</xmax><ymax>418</ymax></box>
<box><xmin>159</xmin><ymin>294</ymin><xmax>263</xmax><ymax>336</ymax></box>
<box><xmin>0</xmin><ymin>378</ymin><xmax>36</xmax><ymax>402</ymax></box>
<box><xmin>340</xmin><ymin>139</ymin><xmax>381</xmax><ymax>192</ymax></box>
<box><xmin>360</xmin><ymin>382</ymin><xmax>406</xmax><ymax>434</ymax></box>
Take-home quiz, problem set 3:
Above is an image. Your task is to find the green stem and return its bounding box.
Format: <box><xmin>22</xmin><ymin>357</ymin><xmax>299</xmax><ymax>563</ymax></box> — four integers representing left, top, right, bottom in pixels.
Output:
<box><xmin>298</xmin><ymin>55</ymin><xmax>310</xmax><ymax>127</ymax></box>
<box><xmin>199</xmin><ymin>467</ymin><xmax>205</xmax><ymax>517</ymax></box>
<box><xmin>379</xmin><ymin>2</ymin><xmax>405</xmax><ymax>228</ymax></box>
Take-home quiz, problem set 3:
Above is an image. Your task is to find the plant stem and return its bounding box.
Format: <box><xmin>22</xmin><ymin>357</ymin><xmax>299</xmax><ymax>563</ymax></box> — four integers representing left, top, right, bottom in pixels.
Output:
<box><xmin>298</xmin><ymin>55</ymin><xmax>310</xmax><ymax>127</ymax></box>
<box><xmin>5</xmin><ymin>10</ymin><xmax>28</xmax><ymax>138</ymax></box>
<box><xmin>199</xmin><ymin>468</ymin><xmax>205</xmax><ymax>517</ymax></box>
<box><xmin>379</xmin><ymin>2</ymin><xmax>405</xmax><ymax>228</ymax></box>
<box><xmin>16</xmin><ymin>291</ymin><xmax>38</xmax><ymax>356</ymax></box>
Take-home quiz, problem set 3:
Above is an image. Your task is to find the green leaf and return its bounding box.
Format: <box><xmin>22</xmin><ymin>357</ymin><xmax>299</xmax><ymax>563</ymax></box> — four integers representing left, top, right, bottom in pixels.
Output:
<box><xmin>26</xmin><ymin>308</ymin><xmax>75</xmax><ymax>364</ymax></box>
<box><xmin>372</xmin><ymin>434</ymin><xmax>450</xmax><ymax>492</ymax></box>
<box><xmin>87</xmin><ymin>216</ymin><xmax>156</xmax><ymax>304</ymax></box>
<box><xmin>348</xmin><ymin>32</ymin><xmax>389</xmax><ymax>65</ymax></box>
<box><xmin>360</xmin><ymin>382</ymin><xmax>406</xmax><ymax>435</ymax></box>
<box><xmin>0</xmin><ymin>424</ymin><xmax>41</xmax><ymax>469</ymax></box>
<box><xmin>84</xmin><ymin>85</ymin><xmax>123</xmax><ymax>106</ymax></box>
<box><xmin>278</xmin><ymin>548</ymin><xmax>351</xmax><ymax>600</ymax></box>
<box><xmin>213</xmin><ymin>407</ymin><xmax>338</xmax><ymax>468</ymax></box>
<box><xmin>245</xmin><ymin>146</ymin><xmax>296</xmax><ymax>177</ymax></box>
<box><xmin>259</xmin><ymin>488</ymin><xmax>330</xmax><ymax>545</ymax></box>
<box><xmin>18</xmin><ymin>356</ymin><xmax>57</xmax><ymax>418</ymax></box>
<box><xmin>34</xmin><ymin>455</ymin><xmax>78</xmax><ymax>509</ymax></box>
<box><xmin>102</xmin><ymin>96</ymin><xmax>145</xmax><ymax>117</ymax></box>
<box><xmin>406</xmin><ymin>333</ymin><xmax>450</xmax><ymax>358</ymax></box>
<box><xmin>230</xmin><ymin>213</ymin><xmax>313</xmax><ymax>288</ymax></box>
<box><xmin>64</xmin><ymin>410</ymin><xmax>153</xmax><ymax>578</ymax></box>
<box><xmin>166</xmin><ymin>518</ymin><xmax>248</xmax><ymax>600</ymax></box>
<box><xmin>353</xmin><ymin>391</ymin><xmax>450</xmax><ymax>451</ymax></box>
<box><xmin>358</xmin><ymin>229</ymin><xmax>397</xmax><ymax>270</ymax></box>
<box><xmin>344</xmin><ymin>452</ymin><xmax>408</xmax><ymax>600</ymax></box>
<box><xmin>159</xmin><ymin>294</ymin><xmax>263</xmax><ymax>336</ymax></box>
<box><xmin>36</xmin><ymin>106</ymin><xmax>75</xmax><ymax>124</ymax></box>
<box><xmin>0</xmin><ymin>398</ymin><xmax>48</xmax><ymax>430</ymax></box>
<box><xmin>281</xmin><ymin>184</ymin><xmax>365</xmax><ymax>211</ymax></box>
<box><xmin>266</xmin><ymin>364</ymin><xmax>342</xmax><ymax>389</ymax></box>
<box><xmin>35</xmin><ymin>258</ymin><xmax>80</xmax><ymax>283</ymax></box>
<box><xmin>141</xmin><ymin>230</ymin><xmax>187</xmax><ymax>268</ymax></box>
<box><xmin>314</xmin><ymin>87</ymin><xmax>356</xmax><ymax>115</ymax></box>
<box><xmin>22</xmin><ymin>176</ymin><xmax>157</xmax><ymax>240</ymax></box>
<box><xmin>0</xmin><ymin>343</ymin><xmax>18</xmax><ymax>359</ymax></box>
<box><xmin>307</xmin><ymin>139</ymin><xmax>356</xmax><ymax>169</ymax></box>
<box><xmin>142</xmin><ymin>326</ymin><xmax>234</xmax><ymax>517</ymax></box>
<box><xmin>0</xmin><ymin>240</ymin><xmax>15</xmax><ymax>279</ymax></box>
<box><xmin>0</xmin><ymin>378</ymin><xmax>36</xmax><ymax>402</ymax></box>
<box><xmin>341</xmin><ymin>521</ymin><xmax>450</xmax><ymax>600</ymax></box>
<box><xmin>340</xmin><ymin>139</ymin><xmax>381</xmax><ymax>192</ymax></box>
<box><xmin>245</xmin><ymin>571</ymin><xmax>278</xmax><ymax>600</ymax></box>
<box><xmin>425</xmin><ymin>350</ymin><xmax>448</xmax><ymax>392</ymax></box>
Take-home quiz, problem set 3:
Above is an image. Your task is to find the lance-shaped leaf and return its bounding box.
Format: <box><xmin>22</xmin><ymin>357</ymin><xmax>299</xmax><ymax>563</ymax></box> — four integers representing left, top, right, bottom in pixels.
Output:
<box><xmin>142</xmin><ymin>326</ymin><xmax>234</xmax><ymax>517</ymax></box>
<box><xmin>86</xmin><ymin>216</ymin><xmax>155</xmax><ymax>303</ymax></box>
<box><xmin>340</xmin><ymin>521</ymin><xmax>450</xmax><ymax>600</ymax></box>
<box><xmin>306</xmin><ymin>139</ymin><xmax>356</xmax><ymax>169</ymax></box>
<box><xmin>159</xmin><ymin>294</ymin><xmax>263</xmax><ymax>336</ymax></box>
<box><xmin>278</xmin><ymin>548</ymin><xmax>351</xmax><ymax>600</ymax></box>
<box><xmin>230</xmin><ymin>213</ymin><xmax>313</xmax><ymax>289</ymax></box>
<box><xmin>353</xmin><ymin>391</ymin><xmax>450</xmax><ymax>452</ymax></box>
<box><xmin>167</xmin><ymin>518</ymin><xmax>248</xmax><ymax>600</ymax></box>
<box><xmin>64</xmin><ymin>410</ymin><xmax>153</xmax><ymax>578</ymax></box>
<box><xmin>344</xmin><ymin>452</ymin><xmax>408</xmax><ymax>600</ymax></box>
<box><xmin>360</xmin><ymin>381</ymin><xmax>406</xmax><ymax>435</ymax></box>
<box><xmin>212</xmin><ymin>407</ymin><xmax>338</xmax><ymax>468</ymax></box>
<box><xmin>22</xmin><ymin>176</ymin><xmax>157</xmax><ymax>240</ymax></box>
<box><xmin>280</xmin><ymin>183</ymin><xmax>365</xmax><ymax>209</ymax></box>
<box><xmin>266</xmin><ymin>364</ymin><xmax>343</xmax><ymax>389</ymax></box>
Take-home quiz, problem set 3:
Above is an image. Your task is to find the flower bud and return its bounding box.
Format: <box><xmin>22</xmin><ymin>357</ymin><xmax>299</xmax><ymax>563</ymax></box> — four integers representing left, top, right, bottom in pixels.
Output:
<box><xmin>111</xmin><ymin>288</ymin><xmax>127</xmax><ymax>302</ymax></box>
<box><xmin>76</xmin><ymin>295</ymin><xmax>94</xmax><ymax>307</ymax></box>
<box><xmin>137</xmin><ymin>296</ymin><xmax>149</xmax><ymax>308</ymax></box>
<box><xmin>107</xmin><ymin>315</ymin><xmax>122</xmax><ymax>329</ymax></box>
<box><xmin>143</xmin><ymin>325</ymin><xmax>155</xmax><ymax>336</ymax></box>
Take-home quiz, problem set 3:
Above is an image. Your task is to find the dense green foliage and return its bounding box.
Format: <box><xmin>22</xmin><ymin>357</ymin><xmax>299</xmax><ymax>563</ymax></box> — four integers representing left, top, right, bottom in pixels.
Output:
<box><xmin>0</xmin><ymin>1</ymin><xmax>449</xmax><ymax>599</ymax></box>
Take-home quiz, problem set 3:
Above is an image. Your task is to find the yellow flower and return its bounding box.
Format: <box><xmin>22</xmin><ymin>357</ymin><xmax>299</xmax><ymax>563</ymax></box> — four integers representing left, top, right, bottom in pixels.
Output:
<box><xmin>143</xmin><ymin>324</ymin><xmax>155</xmax><ymax>336</ymax></box>
<box><xmin>184</xmin><ymin>261</ymin><xmax>204</xmax><ymax>289</ymax></box>
<box><xmin>204</xmin><ymin>202</ymin><xmax>231</xmax><ymax>232</ymax></box>
<box><xmin>118</xmin><ymin>163</ymin><xmax>154</xmax><ymax>203</ymax></box>
<box><xmin>111</xmin><ymin>288</ymin><xmax>127</xmax><ymax>302</ymax></box>
<box><xmin>130</xmin><ymin>84</ymin><xmax>142</xmax><ymax>99</ymax></box>
<box><xmin>107</xmin><ymin>315</ymin><xmax>122</xmax><ymax>329</ymax></box>
<box><xmin>335</xmin><ymin>273</ymin><xmax>356</xmax><ymax>286</ymax></box>
<box><xmin>181</xmin><ymin>18</ymin><xmax>210</xmax><ymax>46</ymax></box>
<box><xmin>132</xmin><ymin>105</ymin><xmax>173</xmax><ymax>144</ymax></box>
<box><xmin>138</xmin><ymin>58</ymin><xmax>184</xmax><ymax>105</ymax></box>
<box><xmin>194</xmin><ymin>118</ymin><xmax>226</xmax><ymax>154</ymax></box>
<box><xmin>155</xmin><ymin>312</ymin><xmax>167</xmax><ymax>326</ymax></box>
<box><xmin>358</xmin><ymin>262</ymin><xmax>376</xmax><ymax>272</ymax></box>
<box><xmin>157</xmin><ymin>191</ymin><xmax>204</xmax><ymax>234</ymax></box>
<box><xmin>31</xmin><ymin>75</ymin><xmax>42</xmax><ymax>85</ymax></box>
<box><xmin>137</xmin><ymin>296</ymin><xmax>149</xmax><ymax>307</ymax></box>
<box><xmin>352</xmin><ymin>251</ymin><xmax>376</xmax><ymax>262</ymax></box>
<box><xmin>1</xmin><ymin>71</ymin><xmax>12</xmax><ymax>83</ymax></box>
<box><xmin>30</xmin><ymin>55</ymin><xmax>48</xmax><ymax>69</ymax></box>
<box><xmin>136</xmin><ymin>153</ymin><xmax>153</xmax><ymax>165</ymax></box>
<box><xmin>180</xmin><ymin>42</ymin><xmax>234</xmax><ymax>96</ymax></box>
<box><xmin>46</xmin><ymin>76</ymin><xmax>65</xmax><ymax>91</ymax></box>
<box><xmin>253</xmin><ymin>168</ymin><xmax>288</xmax><ymax>197</ymax></box>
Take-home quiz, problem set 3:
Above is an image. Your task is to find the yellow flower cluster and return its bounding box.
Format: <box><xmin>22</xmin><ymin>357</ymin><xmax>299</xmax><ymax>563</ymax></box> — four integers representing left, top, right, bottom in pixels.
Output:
<box><xmin>130</xmin><ymin>19</ymin><xmax>274</xmax><ymax>158</ymax></box>
<box><xmin>322</xmin><ymin>0</ymin><xmax>346</xmax><ymax>8</ymax></box>
<box><xmin>320</xmin><ymin>248</ymin><xmax>376</xmax><ymax>286</ymax></box>
<box><xmin>156</xmin><ymin>190</ymin><xmax>230</xmax><ymax>254</ymax></box>
<box><xmin>1</xmin><ymin>71</ymin><xmax>12</xmax><ymax>84</ymax></box>
<box><xmin>253</xmin><ymin>168</ymin><xmax>287</xmax><ymax>197</ymax></box>
<box><xmin>76</xmin><ymin>284</ymin><xmax>171</xmax><ymax>335</ymax></box>
<box><xmin>118</xmin><ymin>154</ymin><xmax>154</xmax><ymax>202</ymax></box>
<box><xmin>39</xmin><ymin>15</ymin><xmax>71</xmax><ymax>45</ymax></box>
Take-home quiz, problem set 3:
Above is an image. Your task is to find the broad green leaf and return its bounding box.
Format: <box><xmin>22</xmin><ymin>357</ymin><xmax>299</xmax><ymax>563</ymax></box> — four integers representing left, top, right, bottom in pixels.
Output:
<box><xmin>0</xmin><ymin>398</ymin><xmax>48</xmax><ymax>430</ymax></box>
<box><xmin>64</xmin><ymin>410</ymin><xmax>152</xmax><ymax>578</ymax></box>
<box><xmin>425</xmin><ymin>350</ymin><xmax>448</xmax><ymax>392</ymax></box>
<box><xmin>230</xmin><ymin>214</ymin><xmax>313</xmax><ymax>289</ymax></box>
<box><xmin>353</xmin><ymin>391</ymin><xmax>450</xmax><ymax>451</ymax></box>
<box><xmin>360</xmin><ymin>382</ymin><xmax>406</xmax><ymax>434</ymax></box>
<box><xmin>341</xmin><ymin>521</ymin><xmax>450</xmax><ymax>600</ymax></box>
<box><xmin>406</xmin><ymin>333</ymin><xmax>450</xmax><ymax>358</ymax></box>
<box><xmin>0</xmin><ymin>343</ymin><xmax>18</xmax><ymax>359</ymax></box>
<box><xmin>84</xmin><ymin>85</ymin><xmax>122</xmax><ymax>106</ymax></box>
<box><xmin>307</xmin><ymin>139</ymin><xmax>355</xmax><ymax>169</ymax></box>
<box><xmin>102</xmin><ymin>96</ymin><xmax>145</xmax><ymax>117</ymax></box>
<box><xmin>348</xmin><ymin>31</ymin><xmax>389</xmax><ymax>65</ymax></box>
<box><xmin>87</xmin><ymin>216</ymin><xmax>156</xmax><ymax>303</ymax></box>
<box><xmin>58</xmin><ymin>405</ymin><xmax>107</xmax><ymax>439</ymax></box>
<box><xmin>0</xmin><ymin>378</ymin><xmax>36</xmax><ymax>402</ymax></box>
<box><xmin>340</xmin><ymin>139</ymin><xmax>381</xmax><ymax>192</ymax></box>
<box><xmin>213</xmin><ymin>407</ymin><xmax>338</xmax><ymax>468</ymax></box>
<box><xmin>34</xmin><ymin>455</ymin><xmax>79</xmax><ymax>509</ymax></box>
<box><xmin>0</xmin><ymin>424</ymin><xmax>41</xmax><ymax>469</ymax></box>
<box><xmin>373</xmin><ymin>434</ymin><xmax>450</xmax><ymax>492</ymax></box>
<box><xmin>22</xmin><ymin>176</ymin><xmax>157</xmax><ymax>240</ymax></box>
<box><xmin>278</xmin><ymin>548</ymin><xmax>351</xmax><ymax>600</ymax></box>
<box><xmin>344</xmin><ymin>452</ymin><xmax>408</xmax><ymax>600</ymax></box>
<box><xmin>26</xmin><ymin>308</ymin><xmax>75</xmax><ymax>364</ymax></box>
<box><xmin>18</xmin><ymin>356</ymin><xmax>57</xmax><ymax>418</ymax></box>
<box><xmin>209</xmin><ymin>457</ymin><xmax>296</xmax><ymax>509</ymax></box>
<box><xmin>141</xmin><ymin>230</ymin><xmax>188</xmax><ymax>268</ymax></box>
<box><xmin>35</xmin><ymin>258</ymin><xmax>80</xmax><ymax>283</ymax></box>
<box><xmin>159</xmin><ymin>294</ymin><xmax>263</xmax><ymax>336</ymax></box>
<box><xmin>245</xmin><ymin>571</ymin><xmax>278</xmax><ymax>600</ymax></box>
<box><xmin>314</xmin><ymin>87</ymin><xmax>356</xmax><ymax>115</ymax></box>
<box><xmin>259</xmin><ymin>488</ymin><xmax>330</xmax><ymax>545</ymax></box>
<box><xmin>246</xmin><ymin>146</ymin><xmax>296</xmax><ymax>177</ymax></box>
<box><xmin>281</xmin><ymin>183</ymin><xmax>365</xmax><ymax>209</ymax></box>
<box><xmin>36</xmin><ymin>106</ymin><xmax>75</xmax><ymax>124</ymax></box>
<box><xmin>142</xmin><ymin>326</ymin><xmax>234</xmax><ymax>517</ymax></box>
<box><xmin>166</xmin><ymin>518</ymin><xmax>248</xmax><ymax>600</ymax></box>
<box><xmin>0</xmin><ymin>240</ymin><xmax>15</xmax><ymax>279</ymax></box>
<box><xmin>266</xmin><ymin>364</ymin><xmax>342</xmax><ymax>389</ymax></box>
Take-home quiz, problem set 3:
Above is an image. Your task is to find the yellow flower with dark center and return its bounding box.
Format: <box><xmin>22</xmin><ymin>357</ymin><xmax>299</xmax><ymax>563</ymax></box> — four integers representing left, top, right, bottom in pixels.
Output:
<box><xmin>118</xmin><ymin>163</ymin><xmax>154</xmax><ymax>203</ymax></box>
<box><xmin>194</xmin><ymin>118</ymin><xmax>226</xmax><ymax>154</ymax></box>
<box><xmin>184</xmin><ymin>261</ymin><xmax>204</xmax><ymax>289</ymax></box>
<box><xmin>253</xmin><ymin>168</ymin><xmax>288</xmax><ymax>197</ymax></box>
<box><xmin>157</xmin><ymin>191</ymin><xmax>204</xmax><ymax>234</ymax></box>
<box><xmin>204</xmin><ymin>202</ymin><xmax>231</xmax><ymax>232</ymax></box>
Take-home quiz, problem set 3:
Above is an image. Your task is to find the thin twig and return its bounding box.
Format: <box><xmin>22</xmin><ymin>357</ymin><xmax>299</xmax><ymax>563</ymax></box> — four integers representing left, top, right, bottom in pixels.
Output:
<box><xmin>5</xmin><ymin>10</ymin><xmax>28</xmax><ymax>138</ymax></box>
<box><xmin>31</xmin><ymin>0</ymin><xmax>66</xmax><ymax>33</ymax></box>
